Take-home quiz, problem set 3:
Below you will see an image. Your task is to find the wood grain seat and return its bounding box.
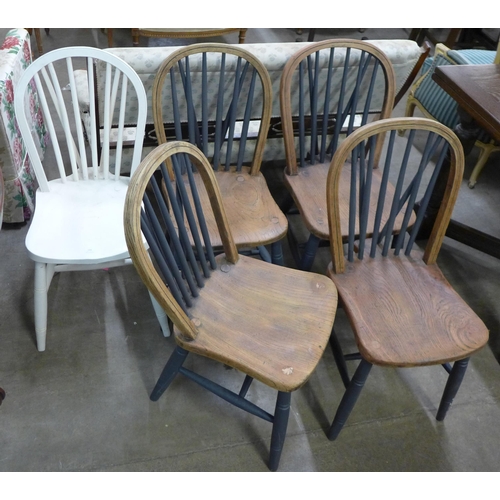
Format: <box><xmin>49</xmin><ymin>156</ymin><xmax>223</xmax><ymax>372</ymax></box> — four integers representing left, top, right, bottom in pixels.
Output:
<box><xmin>328</xmin><ymin>252</ymin><xmax>488</xmax><ymax>367</ymax></box>
<box><xmin>284</xmin><ymin>161</ymin><xmax>413</xmax><ymax>240</ymax></box>
<box><xmin>183</xmin><ymin>168</ymin><xmax>287</xmax><ymax>249</ymax></box>
<box><xmin>176</xmin><ymin>253</ymin><xmax>336</xmax><ymax>391</ymax></box>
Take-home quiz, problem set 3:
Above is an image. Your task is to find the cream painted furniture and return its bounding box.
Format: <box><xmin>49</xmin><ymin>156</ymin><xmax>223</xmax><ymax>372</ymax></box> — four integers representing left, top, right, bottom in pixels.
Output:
<box><xmin>73</xmin><ymin>40</ymin><xmax>425</xmax><ymax>171</ymax></box>
<box><xmin>14</xmin><ymin>46</ymin><xmax>169</xmax><ymax>351</ymax></box>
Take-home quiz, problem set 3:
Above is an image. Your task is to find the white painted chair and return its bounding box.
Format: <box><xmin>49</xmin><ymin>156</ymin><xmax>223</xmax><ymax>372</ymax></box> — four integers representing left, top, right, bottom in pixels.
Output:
<box><xmin>14</xmin><ymin>46</ymin><xmax>169</xmax><ymax>351</ymax></box>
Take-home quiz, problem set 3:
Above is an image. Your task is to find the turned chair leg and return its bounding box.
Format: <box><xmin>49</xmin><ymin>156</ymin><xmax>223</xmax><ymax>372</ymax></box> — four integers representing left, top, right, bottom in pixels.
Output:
<box><xmin>34</xmin><ymin>262</ymin><xmax>49</xmax><ymax>352</ymax></box>
<box><xmin>269</xmin><ymin>391</ymin><xmax>292</xmax><ymax>472</ymax></box>
<box><xmin>271</xmin><ymin>241</ymin><xmax>284</xmax><ymax>266</ymax></box>
<box><xmin>299</xmin><ymin>234</ymin><xmax>321</xmax><ymax>271</ymax></box>
<box><xmin>150</xmin><ymin>346</ymin><xmax>188</xmax><ymax>401</ymax></box>
<box><xmin>329</xmin><ymin>328</ymin><xmax>351</xmax><ymax>388</ymax></box>
<box><xmin>436</xmin><ymin>357</ymin><xmax>469</xmax><ymax>421</ymax></box>
<box><xmin>328</xmin><ymin>359</ymin><xmax>372</xmax><ymax>441</ymax></box>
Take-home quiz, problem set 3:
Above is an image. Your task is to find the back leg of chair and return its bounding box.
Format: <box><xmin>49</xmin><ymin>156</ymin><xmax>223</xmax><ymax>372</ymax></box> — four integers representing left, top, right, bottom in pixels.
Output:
<box><xmin>34</xmin><ymin>262</ymin><xmax>49</xmax><ymax>352</ymax></box>
<box><xmin>269</xmin><ymin>391</ymin><xmax>292</xmax><ymax>472</ymax></box>
<box><xmin>150</xmin><ymin>346</ymin><xmax>189</xmax><ymax>401</ymax></box>
<box><xmin>271</xmin><ymin>241</ymin><xmax>284</xmax><ymax>266</ymax></box>
<box><xmin>148</xmin><ymin>291</ymin><xmax>171</xmax><ymax>337</ymax></box>
<box><xmin>327</xmin><ymin>359</ymin><xmax>372</xmax><ymax>441</ymax></box>
<box><xmin>300</xmin><ymin>234</ymin><xmax>321</xmax><ymax>271</ymax></box>
<box><xmin>436</xmin><ymin>357</ymin><xmax>469</xmax><ymax>421</ymax></box>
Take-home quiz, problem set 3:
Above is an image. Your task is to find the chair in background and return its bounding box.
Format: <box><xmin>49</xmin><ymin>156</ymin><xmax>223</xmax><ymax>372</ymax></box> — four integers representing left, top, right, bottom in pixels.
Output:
<box><xmin>405</xmin><ymin>41</ymin><xmax>500</xmax><ymax>188</ymax></box>
<box><xmin>14</xmin><ymin>46</ymin><xmax>169</xmax><ymax>351</ymax></box>
<box><xmin>152</xmin><ymin>43</ymin><xmax>287</xmax><ymax>264</ymax></box>
<box><xmin>324</xmin><ymin>117</ymin><xmax>489</xmax><ymax>440</ymax></box>
<box><xmin>124</xmin><ymin>141</ymin><xmax>338</xmax><ymax>471</ymax></box>
<box><xmin>280</xmin><ymin>39</ymin><xmax>397</xmax><ymax>271</ymax></box>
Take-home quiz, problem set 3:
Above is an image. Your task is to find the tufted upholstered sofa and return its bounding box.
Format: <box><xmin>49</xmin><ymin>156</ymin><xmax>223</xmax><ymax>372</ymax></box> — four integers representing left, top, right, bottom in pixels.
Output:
<box><xmin>74</xmin><ymin>40</ymin><xmax>424</xmax><ymax>171</ymax></box>
<box><xmin>0</xmin><ymin>28</ymin><xmax>47</xmax><ymax>226</ymax></box>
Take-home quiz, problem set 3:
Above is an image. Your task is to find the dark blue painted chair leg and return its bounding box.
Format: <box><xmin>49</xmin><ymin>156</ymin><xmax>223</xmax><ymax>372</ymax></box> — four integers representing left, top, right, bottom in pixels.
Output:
<box><xmin>436</xmin><ymin>357</ymin><xmax>469</xmax><ymax>421</ymax></box>
<box><xmin>150</xmin><ymin>346</ymin><xmax>189</xmax><ymax>401</ymax></box>
<box><xmin>299</xmin><ymin>234</ymin><xmax>320</xmax><ymax>271</ymax></box>
<box><xmin>271</xmin><ymin>241</ymin><xmax>284</xmax><ymax>266</ymax></box>
<box><xmin>327</xmin><ymin>359</ymin><xmax>372</xmax><ymax>441</ymax></box>
<box><xmin>269</xmin><ymin>391</ymin><xmax>291</xmax><ymax>472</ymax></box>
<box><xmin>257</xmin><ymin>245</ymin><xmax>272</xmax><ymax>263</ymax></box>
<box><xmin>329</xmin><ymin>328</ymin><xmax>351</xmax><ymax>388</ymax></box>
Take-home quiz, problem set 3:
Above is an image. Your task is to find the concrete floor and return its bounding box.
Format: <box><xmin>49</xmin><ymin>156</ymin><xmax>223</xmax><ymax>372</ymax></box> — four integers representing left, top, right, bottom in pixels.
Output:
<box><xmin>1</xmin><ymin>28</ymin><xmax>500</xmax><ymax>473</ymax></box>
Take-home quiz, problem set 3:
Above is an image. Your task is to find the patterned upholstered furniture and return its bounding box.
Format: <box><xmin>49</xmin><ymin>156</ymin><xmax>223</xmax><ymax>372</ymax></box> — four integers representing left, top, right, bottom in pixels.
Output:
<box><xmin>74</xmin><ymin>40</ymin><xmax>424</xmax><ymax>170</ymax></box>
<box><xmin>0</xmin><ymin>28</ymin><xmax>47</xmax><ymax>225</ymax></box>
<box><xmin>405</xmin><ymin>42</ymin><xmax>500</xmax><ymax>188</ymax></box>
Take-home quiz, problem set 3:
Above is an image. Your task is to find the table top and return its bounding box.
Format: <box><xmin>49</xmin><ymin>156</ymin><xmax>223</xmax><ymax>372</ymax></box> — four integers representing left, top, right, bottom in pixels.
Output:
<box><xmin>433</xmin><ymin>64</ymin><xmax>500</xmax><ymax>142</ymax></box>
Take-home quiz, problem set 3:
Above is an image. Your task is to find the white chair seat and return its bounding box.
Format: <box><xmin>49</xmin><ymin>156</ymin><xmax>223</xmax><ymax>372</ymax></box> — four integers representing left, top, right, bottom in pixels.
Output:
<box><xmin>26</xmin><ymin>177</ymin><xmax>130</xmax><ymax>264</ymax></box>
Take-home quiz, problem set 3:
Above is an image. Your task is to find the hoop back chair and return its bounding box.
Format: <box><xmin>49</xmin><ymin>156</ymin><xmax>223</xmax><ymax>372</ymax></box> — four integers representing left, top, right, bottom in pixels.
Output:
<box><xmin>14</xmin><ymin>46</ymin><xmax>169</xmax><ymax>351</ymax></box>
<box><xmin>124</xmin><ymin>141</ymin><xmax>338</xmax><ymax>471</ymax></box>
<box><xmin>281</xmin><ymin>39</ymin><xmax>398</xmax><ymax>271</ymax></box>
<box><xmin>324</xmin><ymin>117</ymin><xmax>489</xmax><ymax>440</ymax></box>
<box><xmin>152</xmin><ymin>43</ymin><xmax>287</xmax><ymax>265</ymax></box>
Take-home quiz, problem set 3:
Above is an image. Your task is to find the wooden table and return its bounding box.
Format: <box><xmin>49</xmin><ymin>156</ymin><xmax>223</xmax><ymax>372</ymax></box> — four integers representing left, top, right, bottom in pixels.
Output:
<box><xmin>431</xmin><ymin>64</ymin><xmax>500</xmax><ymax>258</ymax></box>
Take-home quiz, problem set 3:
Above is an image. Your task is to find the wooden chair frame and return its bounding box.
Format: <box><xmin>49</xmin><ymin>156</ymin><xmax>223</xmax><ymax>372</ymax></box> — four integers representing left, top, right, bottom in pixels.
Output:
<box><xmin>152</xmin><ymin>43</ymin><xmax>287</xmax><ymax>264</ymax></box>
<box><xmin>124</xmin><ymin>141</ymin><xmax>338</xmax><ymax>471</ymax></box>
<box><xmin>280</xmin><ymin>39</ymin><xmax>397</xmax><ymax>271</ymax></box>
<box><xmin>324</xmin><ymin>117</ymin><xmax>489</xmax><ymax>440</ymax></box>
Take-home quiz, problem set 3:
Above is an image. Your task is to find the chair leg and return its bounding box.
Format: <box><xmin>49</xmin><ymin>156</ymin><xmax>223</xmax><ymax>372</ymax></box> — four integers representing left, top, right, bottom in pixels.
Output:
<box><xmin>150</xmin><ymin>346</ymin><xmax>188</xmax><ymax>401</ymax></box>
<box><xmin>148</xmin><ymin>291</ymin><xmax>171</xmax><ymax>337</ymax></box>
<box><xmin>327</xmin><ymin>359</ymin><xmax>372</xmax><ymax>441</ymax></box>
<box><xmin>269</xmin><ymin>391</ymin><xmax>291</xmax><ymax>472</ymax></box>
<box><xmin>436</xmin><ymin>357</ymin><xmax>469</xmax><ymax>421</ymax></box>
<box><xmin>271</xmin><ymin>241</ymin><xmax>284</xmax><ymax>266</ymax></box>
<box><xmin>299</xmin><ymin>233</ymin><xmax>321</xmax><ymax>271</ymax></box>
<box><xmin>34</xmin><ymin>262</ymin><xmax>49</xmax><ymax>352</ymax></box>
<box><xmin>329</xmin><ymin>327</ymin><xmax>351</xmax><ymax>388</ymax></box>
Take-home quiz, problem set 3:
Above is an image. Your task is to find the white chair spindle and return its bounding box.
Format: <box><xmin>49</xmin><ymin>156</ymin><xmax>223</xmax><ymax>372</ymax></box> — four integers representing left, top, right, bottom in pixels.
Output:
<box><xmin>67</xmin><ymin>57</ymin><xmax>89</xmax><ymax>179</ymax></box>
<box><xmin>114</xmin><ymin>74</ymin><xmax>128</xmax><ymax>180</ymax></box>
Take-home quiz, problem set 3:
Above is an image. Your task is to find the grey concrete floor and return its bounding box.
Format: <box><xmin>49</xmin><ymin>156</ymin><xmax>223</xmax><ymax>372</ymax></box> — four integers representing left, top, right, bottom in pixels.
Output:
<box><xmin>1</xmin><ymin>28</ymin><xmax>500</xmax><ymax>473</ymax></box>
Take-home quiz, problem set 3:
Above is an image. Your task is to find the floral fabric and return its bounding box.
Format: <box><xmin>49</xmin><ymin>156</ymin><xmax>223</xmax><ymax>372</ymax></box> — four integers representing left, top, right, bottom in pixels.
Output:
<box><xmin>0</xmin><ymin>28</ymin><xmax>47</xmax><ymax>225</ymax></box>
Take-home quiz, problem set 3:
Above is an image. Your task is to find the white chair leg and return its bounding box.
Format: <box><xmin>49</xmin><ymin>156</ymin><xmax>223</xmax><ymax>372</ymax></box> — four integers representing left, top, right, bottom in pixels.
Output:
<box><xmin>34</xmin><ymin>262</ymin><xmax>48</xmax><ymax>351</ymax></box>
<box><xmin>148</xmin><ymin>291</ymin><xmax>171</xmax><ymax>337</ymax></box>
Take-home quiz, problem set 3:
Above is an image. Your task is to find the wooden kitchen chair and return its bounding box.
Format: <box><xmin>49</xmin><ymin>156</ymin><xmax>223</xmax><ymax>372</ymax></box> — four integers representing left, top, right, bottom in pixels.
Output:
<box><xmin>124</xmin><ymin>141</ymin><xmax>338</xmax><ymax>471</ymax></box>
<box><xmin>14</xmin><ymin>46</ymin><xmax>170</xmax><ymax>350</ymax></box>
<box><xmin>324</xmin><ymin>117</ymin><xmax>489</xmax><ymax>440</ymax></box>
<box><xmin>152</xmin><ymin>43</ymin><xmax>287</xmax><ymax>265</ymax></box>
<box><xmin>281</xmin><ymin>39</ymin><xmax>397</xmax><ymax>271</ymax></box>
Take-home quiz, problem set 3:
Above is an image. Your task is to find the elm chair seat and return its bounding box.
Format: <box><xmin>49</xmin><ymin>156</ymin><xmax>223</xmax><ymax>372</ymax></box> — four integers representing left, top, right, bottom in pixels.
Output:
<box><xmin>14</xmin><ymin>46</ymin><xmax>170</xmax><ymax>351</ymax></box>
<box><xmin>324</xmin><ymin>117</ymin><xmax>489</xmax><ymax>440</ymax></box>
<box><xmin>124</xmin><ymin>141</ymin><xmax>338</xmax><ymax>471</ymax></box>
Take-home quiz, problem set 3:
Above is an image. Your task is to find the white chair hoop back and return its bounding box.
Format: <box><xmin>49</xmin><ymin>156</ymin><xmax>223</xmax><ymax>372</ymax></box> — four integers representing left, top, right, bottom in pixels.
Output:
<box><xmin>14</xmin><ymin>46</ymin><xmax>147</xmax><ymax>192</ymax></box>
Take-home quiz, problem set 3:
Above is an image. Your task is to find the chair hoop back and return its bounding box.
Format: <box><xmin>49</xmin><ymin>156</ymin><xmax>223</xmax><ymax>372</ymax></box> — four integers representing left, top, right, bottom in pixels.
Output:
<box><xmin>327</xmin><ymin>117</ymin><xmax>464</xmax><ymax>274</ymax></box>
<box><xmin>280</xmin><ymin>39</ymin><xmax>397</xmax><ymax>175</ymax></box>
<box><xmin>14</xmin><ymin>46</ymin><xmax>147</xmax><ymax>191</ymax></box>
<box><xmin>124</xmin><ymin>141</ymin><xmax>239</xmax><ymax>341</ymax></box>
<box><xmin>152</xmin><ymin>43</ymin><xmax>273</xmax><ymax>176</ymax></box>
